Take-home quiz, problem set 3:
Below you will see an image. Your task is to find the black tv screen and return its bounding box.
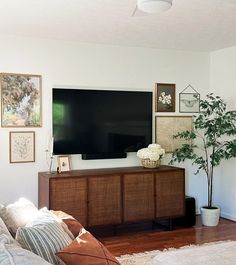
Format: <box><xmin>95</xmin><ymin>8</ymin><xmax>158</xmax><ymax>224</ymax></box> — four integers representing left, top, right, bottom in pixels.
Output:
<box><xmin>53</xmin><ymin>88</ymin><xmax>152</xmax><ymax>159</ymax></box>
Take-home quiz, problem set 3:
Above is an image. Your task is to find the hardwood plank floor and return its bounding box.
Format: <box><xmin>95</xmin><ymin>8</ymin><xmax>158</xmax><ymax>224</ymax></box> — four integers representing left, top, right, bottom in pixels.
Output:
<box><xmin>98</xmin><ymin>217</ymin><xmax>236</xmax><ymax>256</ymax></box>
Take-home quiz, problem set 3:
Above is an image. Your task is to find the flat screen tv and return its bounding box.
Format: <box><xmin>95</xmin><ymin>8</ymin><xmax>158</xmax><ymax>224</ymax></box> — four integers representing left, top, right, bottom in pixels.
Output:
<box><xmin>53</xmin><ymin>88</ymin><xmax>152</xmax><ymax>159</ymax></box>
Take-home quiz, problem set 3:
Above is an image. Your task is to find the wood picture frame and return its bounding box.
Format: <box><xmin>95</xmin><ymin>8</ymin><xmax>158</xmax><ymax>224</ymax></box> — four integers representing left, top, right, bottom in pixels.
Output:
<box><xmin>57</xmin><ymin>156</ymin><xmax>71</xmax><ymax>173</ymax></box>
<box><xmin>155</xmin><ymin>83</ymin><xmax>175</xmax><ymax>112</ymax></box>
<box><xmin>9</xmin><ymin>131</ymin><xmax>35</xmax><ymax>163</ymax></box>
<box><xmin>179</xmin><ymin>92</ymin><xmax>200</xmax><ymax>113</ymax></box>
<box><xmin>1</xmin><ymin>73</ymin><xmax>42</xmax><ymax>127</ymax></box>
<box><xmin>155</xmin><ymin>116</ymin><xmax>193</xmax><ymax>153</ymax></box>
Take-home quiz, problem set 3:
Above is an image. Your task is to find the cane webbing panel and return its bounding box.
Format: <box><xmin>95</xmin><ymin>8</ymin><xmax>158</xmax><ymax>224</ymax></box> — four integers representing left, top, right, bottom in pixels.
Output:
<box><xmin>155</xmin><ymin>170</ymin><xmax>185</xmax><ymax>218</ymax></box>
<box><xmin>88</xmin><ymin>175</ymin><xmax>121</xmax><ymax>226</ymax></box>
<box><xmin>50</xmin><ymin>177</ymin><xmax>87</xmax><ymax>226</ymax></box>
<box><xmin>123</xmin><ymin>173</ymin><xmax>154</xmax><ymax>222</ymax></box>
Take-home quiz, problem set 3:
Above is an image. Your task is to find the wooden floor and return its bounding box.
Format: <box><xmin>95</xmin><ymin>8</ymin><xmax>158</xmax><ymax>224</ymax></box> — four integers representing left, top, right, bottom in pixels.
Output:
<box><xmin>98</xmin><ymin>217</ymin><xmax>236</xmax><ymax>256</ymax></box>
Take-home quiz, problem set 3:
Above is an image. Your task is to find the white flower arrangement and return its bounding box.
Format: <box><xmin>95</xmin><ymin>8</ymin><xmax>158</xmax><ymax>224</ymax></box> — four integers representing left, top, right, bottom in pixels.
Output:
<box><xmin>137</xmin><ymin>144</ymin><xmax>165</xmax><ymax>161</ymax></box>
<box><xmin>159</xmin><ymin>92</ymin><xmax>172</xmax><ymax>105</ymax></box>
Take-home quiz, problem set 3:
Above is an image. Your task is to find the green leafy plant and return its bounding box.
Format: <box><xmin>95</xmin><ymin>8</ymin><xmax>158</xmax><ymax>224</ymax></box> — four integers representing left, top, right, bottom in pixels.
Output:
<box><xmin>170</xmin><ymin>94</ymin><xmax>236</xmax><ymax>208</ymax></box>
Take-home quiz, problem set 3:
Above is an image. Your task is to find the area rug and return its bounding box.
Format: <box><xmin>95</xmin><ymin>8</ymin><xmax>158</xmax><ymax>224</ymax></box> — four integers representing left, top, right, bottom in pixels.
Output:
<box><xmin>117</xmin><ymin>241</ymin><xmax>236</xmax><ymax>265</ymax></box>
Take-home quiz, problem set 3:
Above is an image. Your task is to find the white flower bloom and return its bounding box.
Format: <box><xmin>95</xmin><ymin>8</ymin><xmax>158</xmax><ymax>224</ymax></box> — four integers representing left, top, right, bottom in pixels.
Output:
<box><xmin>137</xmin><ymin>144</ymin><xmax>165</xmax><ymax>161</ymax></box>
<box><xmin>158</xmin><ymin>92</ymin><xmax>172</xmax><ymax>106</ymax></box>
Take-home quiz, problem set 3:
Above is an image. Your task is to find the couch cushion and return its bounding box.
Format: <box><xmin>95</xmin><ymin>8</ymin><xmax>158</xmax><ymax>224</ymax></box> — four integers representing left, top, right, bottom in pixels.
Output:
<box><xmin>0</xmin><ymin>244</ymin><xmax>50</xmax><ymax>265</ymax></box>
<box><xmin>0</xmin><ymin>198</ymin><xmax>39</xmax><ymax>235</ymax></box>
<box><xmin>0</xmin><ymin>218</ymin><xmax>18</xmax><ymax>245</ymax></box>
<box><xmin>0</xmin><ymin>243</ymin><xmax>52</xmax><ymax>265</ymax></box>
<box><xmin>56</xmin><ymin>228</ymin><xmax>120</xmax><ymax>265</ymax></box>
<box><xmin>16</xmin><ymin>221</ymin><xmax>72</xmax><ymax>265</ymax></box>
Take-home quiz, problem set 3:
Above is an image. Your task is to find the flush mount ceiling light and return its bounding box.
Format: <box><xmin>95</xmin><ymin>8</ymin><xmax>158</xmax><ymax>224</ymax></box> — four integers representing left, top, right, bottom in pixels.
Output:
<box><xmin>137</xmin><ymin>0</ymin><xmax>173</xmax><ymax>14</ymax></box>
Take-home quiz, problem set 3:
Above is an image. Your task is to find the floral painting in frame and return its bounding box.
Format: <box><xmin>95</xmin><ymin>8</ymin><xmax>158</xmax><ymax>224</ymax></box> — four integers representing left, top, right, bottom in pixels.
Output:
<box><xmin>1</xmin><ymin>73</ymin><xmax>42</xmax><ymax>127</ymax></box>
<box><xmin>155</xmin><ymin>83</ymin><xmax>175</xmax><ymax>112</ymax></box>
<box><xmin>9</xmin><ymin>131</ymin><xmax>35</xmax><ymax>163</ymax></box>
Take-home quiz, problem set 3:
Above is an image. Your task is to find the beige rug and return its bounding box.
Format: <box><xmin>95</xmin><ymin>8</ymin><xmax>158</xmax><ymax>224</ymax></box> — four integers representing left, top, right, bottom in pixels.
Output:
<box><xmin>117</xmin><ymin>241</ymin><xmax>236</xmax><ymax>265</ymax></box>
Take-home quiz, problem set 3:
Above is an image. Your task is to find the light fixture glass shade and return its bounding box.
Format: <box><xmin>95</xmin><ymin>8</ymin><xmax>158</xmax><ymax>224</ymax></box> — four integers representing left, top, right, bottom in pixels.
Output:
<box><xmin>137</xmin><ymin>0</ymin><xmax>172</xmax><ymax>14</ymax></box>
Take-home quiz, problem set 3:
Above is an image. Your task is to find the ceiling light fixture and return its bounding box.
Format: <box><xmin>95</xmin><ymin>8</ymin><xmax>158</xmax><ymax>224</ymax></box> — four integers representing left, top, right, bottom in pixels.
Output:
<box><xmin>137</xmin><ymin>0</ymin><xmax>173</xmax><ymax>14</ymax></box>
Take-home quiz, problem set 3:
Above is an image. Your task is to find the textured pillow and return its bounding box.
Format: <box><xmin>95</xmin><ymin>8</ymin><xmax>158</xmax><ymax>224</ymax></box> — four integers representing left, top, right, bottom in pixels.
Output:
<box><xmin>31</xmin><ymin>208</ymin><xmax>74</xmax><ymax>240</ymax></box>
<box><xmin>16</xmin><ymin>222</ymin><xmax>72</xmax><ymax>265</ymax></box>
<box><xmin>0</xmin><ymin>198</ymin><xmax>39</xmax><ymax>235</ymax></box>
<box><xmin>0</xmin><ymin>243</ymin><xmax>52</xmax><ymax>265</ymax></box>
<box><xmin>56</xmin><ymin>228</ymin><xmax>120</xmax><ymax>265</ymax></box>
<box><xmin>0</xmin><ymin>218</ymin><xmax>19</xmax><ymax>245</ymax></box>
<box><xmin>52</xmin><ymin>210</ymin><xmax>83</xmax><ymax>237</ymax></box>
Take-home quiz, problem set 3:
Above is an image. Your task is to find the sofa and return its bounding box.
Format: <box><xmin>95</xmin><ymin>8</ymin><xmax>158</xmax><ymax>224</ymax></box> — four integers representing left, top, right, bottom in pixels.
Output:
<box><xmin>0</xmin><ymin>198</ymin><xmax>120</xmax><ymax>265</ymax></box>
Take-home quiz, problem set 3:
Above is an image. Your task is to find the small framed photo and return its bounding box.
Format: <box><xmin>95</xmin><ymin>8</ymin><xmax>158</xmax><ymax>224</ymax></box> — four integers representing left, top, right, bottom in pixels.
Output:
<box><xmin>1</xmin><ymin>73</ymin><xmax>42</xmax><ymax>127</ymax></box>
<box><xmin>57</xmin><ymin>156</ymin><xmax>71</xmax><ymax>173</ymax></box>
<box><xmin>9</xmin><ymin>131</ymin><xmax>35</xmax><ymax>163</ymax></box>
<box><xmin>155</xmin><ymin>83</ymin><xmax>175</xmax><ymax>112</ymax></box>
<box><xmin>179</xmin><ymin>93</ymin><xmax>200</xmax><ymax>113</ymax></box>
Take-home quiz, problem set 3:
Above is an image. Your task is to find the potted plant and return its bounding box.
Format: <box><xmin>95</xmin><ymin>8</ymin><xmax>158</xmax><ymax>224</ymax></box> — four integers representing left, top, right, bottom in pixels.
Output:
<box><xmin>170</xmin><ymin>93</ymin><xmax>236</xmax><ymax>226</ymax></box>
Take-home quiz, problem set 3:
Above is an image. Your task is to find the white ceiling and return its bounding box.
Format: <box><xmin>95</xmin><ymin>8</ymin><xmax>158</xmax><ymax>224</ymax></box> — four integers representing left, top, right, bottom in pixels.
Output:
<box><xmin>0</xmin><ymin>0</ymin><xmax>236</xmax><ymax>51</ymax></box>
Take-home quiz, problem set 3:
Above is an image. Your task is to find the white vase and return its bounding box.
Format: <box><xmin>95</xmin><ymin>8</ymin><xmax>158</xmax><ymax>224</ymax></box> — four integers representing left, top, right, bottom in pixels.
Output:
<box><xmin>201</xmin><ymin>206</ymin><xmax>220</xmax><ymax>226</ymax></box>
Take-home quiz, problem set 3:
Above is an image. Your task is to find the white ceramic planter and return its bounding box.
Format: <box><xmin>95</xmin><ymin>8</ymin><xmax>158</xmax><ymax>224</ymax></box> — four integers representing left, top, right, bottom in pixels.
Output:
<box><xmin>201</xmin><ymin>206</ymin><xmax>220</xmax><ymax>226</ymax></box>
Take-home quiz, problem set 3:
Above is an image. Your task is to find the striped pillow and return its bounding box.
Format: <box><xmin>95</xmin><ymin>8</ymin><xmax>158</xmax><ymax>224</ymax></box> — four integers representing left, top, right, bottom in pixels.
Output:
<box><xmin>16</xmin><ymin>222</ymin><xmax>72</xmax><ymax>265</ymax></box>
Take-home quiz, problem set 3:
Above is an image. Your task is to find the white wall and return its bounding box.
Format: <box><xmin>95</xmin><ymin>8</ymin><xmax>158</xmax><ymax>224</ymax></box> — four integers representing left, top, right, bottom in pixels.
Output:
<box><xmin>210</xmin><ymin>45</ymin><xmax>236</xmax><ymax>221</ymax></box>
<box><xmin>0</xmin><ymin>35</ymin><xmax>210</xmax><ymax>211</ymax></box>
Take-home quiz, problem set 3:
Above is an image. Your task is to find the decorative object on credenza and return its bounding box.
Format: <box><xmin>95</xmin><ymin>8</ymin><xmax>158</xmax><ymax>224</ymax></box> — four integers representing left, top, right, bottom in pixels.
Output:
<box><xmin>179</xmin><ymin>84</ymin><xmax>200</xmax><ymax>113</ymax></box>
<box><xmin>57</xmin><ymin>156</ymin><xmax>71</xmax><ymax>173</ymax></box>
<box><xmin>45</xmin><ymin>136</ymin><xmax>54</xmax><ymax>173</ymax></box>
<box><xmin>155</xmin><ymin>83</ymin><xmax>175</xmax><ymax>112</ymax></box>
<box><xmin>170</xmin><ymin>94</ymin><xmax>236</xmax><ymax>226</ymax></box>
<box><xmin>9</xmin><ymin>131</ymin><xmax>35</xmax><ymax>163</ymax></box>
<box><xmin>1</xmin><ymin>73</ymin><xmax>42</xmax><ymax>127</ymax></box>
<box><xmin>155</xmin><ymin>116</ymin><xmax>192</xmax><ymax>153</ymax></box>
<box><xmin>137</xmin><ymin>144</ymin><xmax>165</xmax><ymax>168</ymax></box>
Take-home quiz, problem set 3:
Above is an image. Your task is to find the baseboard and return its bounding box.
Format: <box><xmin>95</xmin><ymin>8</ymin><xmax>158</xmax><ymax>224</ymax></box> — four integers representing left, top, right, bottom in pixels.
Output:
<box><xmin>220</xmin><ymin>211</ymin><xmax>236</xmax><ymax>221</ymax></box>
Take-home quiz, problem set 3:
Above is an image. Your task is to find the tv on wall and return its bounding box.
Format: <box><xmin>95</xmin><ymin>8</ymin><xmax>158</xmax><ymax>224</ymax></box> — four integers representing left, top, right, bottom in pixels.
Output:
<box><xmin>53</xmin><ymin>88</ymin><xmax>152</xmax><ymax>159</ymax></box>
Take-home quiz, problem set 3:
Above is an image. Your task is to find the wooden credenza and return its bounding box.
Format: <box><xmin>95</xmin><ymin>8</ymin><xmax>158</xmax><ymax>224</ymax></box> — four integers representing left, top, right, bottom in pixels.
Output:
<box><xmin>38</xmin><ymin>166</ymin><xmax>185</xmax><ymax>227</ymax></box>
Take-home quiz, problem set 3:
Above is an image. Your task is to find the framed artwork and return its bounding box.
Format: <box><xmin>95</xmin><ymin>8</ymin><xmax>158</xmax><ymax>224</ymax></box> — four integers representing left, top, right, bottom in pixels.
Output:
<box><xmin>57</xmin><ymin>156</ymin><xmax>71</xmax><ymax>173</ymax></box>
<box><xmin>179</xmin><ymin>84</ymin><xmax>200</xmax><ymax>113</ymax></box>
<box><xmin>179</xmin><ymin>93</ymin><xmax>200</xmax><ymax>113</ymax></box>
<box><xmin>1</xmin><ymin>73</ymin><xmax>42</xmax><ymax>127</ymax></box>
<box><xmin>155</xmin><ymin>83</ymin><xmax>175</xmax><ymax>112</ymax></box>
<box><xmin>9</xmin><ymin>131</ymin><xmax>35</xmax><ymax>163</ymax></box>
<box><xmin>155</xmin><ymin>116</ymin><xmax>193</xmax><ymax>153</ymax></box>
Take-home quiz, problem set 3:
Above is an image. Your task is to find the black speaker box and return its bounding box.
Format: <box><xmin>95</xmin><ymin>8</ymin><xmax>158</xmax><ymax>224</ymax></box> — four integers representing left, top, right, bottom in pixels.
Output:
<box><xmin>173</xmin><ymin>196</ymin><xmax>196</xmax><ymax>227</ymax></box>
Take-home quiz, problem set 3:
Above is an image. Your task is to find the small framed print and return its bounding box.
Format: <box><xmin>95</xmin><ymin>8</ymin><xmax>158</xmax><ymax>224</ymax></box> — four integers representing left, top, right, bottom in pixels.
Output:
<box><xmin>155</xmin><ymin>83</ymin><xmax>175</xmax><ymax>112</ymax></box>
<box><xmin>9</xmin><ymin>131</ymin><xmax>35</xmax><ymax>163</ymax></box>
<box><xmin>179</xmin><ymin>93</ymin><xmax>200</xmax><ymax>113</ymax></box>
<box><xmin>57</xmin><ymin>156</ymin><xmax>71</xmax><ymax>173</ymax></box>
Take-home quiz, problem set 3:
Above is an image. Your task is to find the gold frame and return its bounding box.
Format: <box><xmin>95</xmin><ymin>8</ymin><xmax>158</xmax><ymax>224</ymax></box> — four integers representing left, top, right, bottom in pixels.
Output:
<box><xmin>1</xmin><ymin>72</ymin><xmax>42</xmax><ymax>127</ymax></box>
<box><xmin>155</xmin><ymin>83</ymin><xmax>176</xmax><ymax>112</ymax></box>
<box><xmin>57</xmin><ymin>156</ymin><xmax>71</xmax><ymax>173</ymax></box>
<box><xmin>9</xmin><ymin>131</ymin><xmax>35</xmax><ymax>163</ymax></box>
<box><xmin>155</xmin><ymin>116</ymin><xmax>193</xmax><ymax>153</ymax></box>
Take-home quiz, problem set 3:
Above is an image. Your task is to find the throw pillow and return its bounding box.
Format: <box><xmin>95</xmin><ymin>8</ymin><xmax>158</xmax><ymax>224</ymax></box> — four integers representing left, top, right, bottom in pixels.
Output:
<box><xmin>52</xmin><ymin>210</ymin><xmax>83</xmax><ymax>237</ymax></box>
<box><xmin>0</xmin><ymin>217</ymin><xmax>19</xmax><ymax>245</ymax></box>
<box><xmin>16</xmin><ymin>221</ymin><xmax>72</xmax><ymax>265</ymax></box>
<box><xmin>0</xmin><ymin>243</ymin><xmax>52</xmax><ymax>265</ymax></box>
<box><xmin>0</xmin><ymin>198</ymin><xmax>39</xmax><ymax>235</ymax></box>
<box><xmin>39</xmin><ymin>208</ymin><xmax>74</xmax><ymax>239</ymax></box>
<box><xmin>56</xmin><ymin>228</ymin><xmax>120</xmax><ymax>265</ymax></box>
